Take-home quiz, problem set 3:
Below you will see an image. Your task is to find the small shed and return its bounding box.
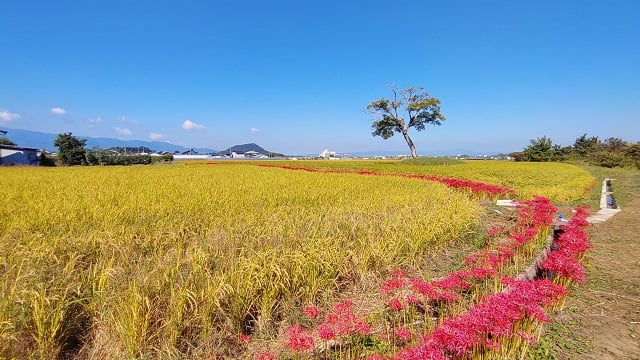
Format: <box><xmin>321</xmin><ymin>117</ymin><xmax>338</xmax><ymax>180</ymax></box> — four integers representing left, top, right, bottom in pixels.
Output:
<box><xmin>0</xmin><ymin>145</ymin><xmax>40</xmax><ymax>166</ymax></box>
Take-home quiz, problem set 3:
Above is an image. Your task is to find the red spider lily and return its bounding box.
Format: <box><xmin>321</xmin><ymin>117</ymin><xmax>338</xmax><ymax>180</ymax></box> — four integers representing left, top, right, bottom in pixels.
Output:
<box><xmin>556</xmin><ymin>229</ymin><xmax>591</xmax><ymax>255</ymax></box>
<box><xmin>315</xmin><ymin>299</ymin><xmax>371</xmax><ymax>340</ymax></box>
<box><xmin>469</xmin><ymin>267</ymin><xmax>497</xmax><ymax>279</ymax></box>
<box><xmin>394</xmin><ymin>341</ymin><xmax>447</xmax><ymax>360</ymax></box>
<box><xmin>405</xmin><ymin>293</ymin><xmax>421</xmax><ymax>305</ymax></box>
<box><xmin>410</xmin><ymin>277</ymin><xmax>458</xmax><ymax>303</ymax></box>
<box><xmin>255</xmin><ymin>164</ymin><xmax>516</xmax><ymax>198</ymax></box>
<box><xmin>398</xmin><ymin>278</ymin><xmax>566</xmax><ymax>358</ymax></box>
<box><xmin>333</xmin><ymin>300</ymin><xmax>354</xmax><ymax>315</ymax></box>
<box><xmin>486</xmin><ymin>225</ymin><xmax>504</xmax><ymax>237</ymax></box>
<box><xmin>431</xmin><ymin>271</ymin><xmax>472</xmax><ymax>291</ymax></box>
<box><xmin>541</xmin><ymin>250</ymin><xmax>586</xmax><ymax>283</ymax></box>
<box><xmin>541</xmin><ymin>207</ymin><xmax>591</xmax><ymax>284</ymax></box>
<box><xmin>509</xmin><ymin>231</ymin><xmax>530</xmax><ymax>247</ymax></box>
<box><xmin>395</xmin><ymin>326</ymin><xmax>412</xmax><ymax>342</ymax></box>
<box><xmin>410</xmin><ymin>278</ymin><xmax>439</xmax><ymax>298</ymax></box>
<box><xmin>355</xmin><ymin>321</ymin><xmax>372</xmax><ymax>335</ymax></box>
<box><xmin>388</xmin><ymin>297</ymin><xmax>404</xmax><ymax>311</ymax></box>
<box><xmin>515</xmin><ymin>196</ymin><xmax>556</xmax><ymax>228</ymax></box>
<box><xmin>303</xmin><ymin>305</ymin><xmax>320</xmax><ymax>319</ymax></box>
<box><xmin>381</xmin><ymin>278</ymin><xmax>406</xmax><ymax>294</ymax></box>
<box><xmin>317</xmin><ymin>324</ymin><xmax>336</xmax><ymax>341</ymax></box>
<box><xmin>286</xmin><ymin>325</ymin><xmax>315</xmax><ymax>352</ymax></box>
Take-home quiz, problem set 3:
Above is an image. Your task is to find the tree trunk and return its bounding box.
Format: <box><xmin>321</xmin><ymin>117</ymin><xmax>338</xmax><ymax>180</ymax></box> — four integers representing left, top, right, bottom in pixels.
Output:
<box><xmin>401</xmin><ymin>130</ymin><xmax>418</xmax><ymax>158</ymax></box>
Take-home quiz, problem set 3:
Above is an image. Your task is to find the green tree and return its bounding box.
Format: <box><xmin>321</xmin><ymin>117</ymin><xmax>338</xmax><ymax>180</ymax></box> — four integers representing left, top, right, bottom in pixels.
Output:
<box><xmin>367</xmin><ymin>86</ymin><xmax>445</xmax><ymax>158</ymax></box>
<box><xmin>626</xmin><ymin>143</ymin><xmax>640</xmax><ymax>169</ymax></box>
<box><xmin>572</xmin><ymin>134</ymin><xmax>600</xmax><ymax>158</ymax></box>
<box><xmin>53</xmin><ymin>132</ymin><xmax>87</xmax><ymax>166</ymax></box>
<box><xmin>0</xmin><ymin>137</ymin><xmax>17</xmax><ymax>146</ymax></box>
<box><xmin>602</xmin><ymin>137</ymin><xmax>627</xmax><ymax>152</ymax></box>
<box><xmin>38</xmin><ymin>151</ymin><xmax>56</xmax><ymax>166</ymax></box>
<box><xmin>519</xmin><ymin>136</ymin><xmax>557</xmax><ymax>162</ymax></box>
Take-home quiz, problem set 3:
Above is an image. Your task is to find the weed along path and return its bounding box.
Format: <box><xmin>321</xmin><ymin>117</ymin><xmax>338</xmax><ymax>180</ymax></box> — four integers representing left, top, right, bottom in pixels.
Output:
<box><xmin>536</xmin><ymin>170</ymin><xmax>640</xmax><ymax>359</ymax></box>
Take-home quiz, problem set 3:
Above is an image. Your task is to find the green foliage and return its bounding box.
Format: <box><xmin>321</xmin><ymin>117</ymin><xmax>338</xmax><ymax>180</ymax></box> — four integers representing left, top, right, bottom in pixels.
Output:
<box><xmin>38</xmin><ymin>152</ymin><xmax>56</xmax><ymax>167</ymax></box>
<box><xmin>0</xmin><ymin>137</ymin><xmax>17</xmax><ymax>146</ymax></box>
<box><xmin>81</xmin><ymin>147</ymin><xmax>173</xmax><ymax>166</ymax></box>
<box><xmin>517</xmin><ymin>136</ymin><xmax>562</xmax><ymax>162</ymax></box>
<box><xmin>516</xmin><ymin>134</ymin><xmax>640</xmax><ymax>169</ymax></box>
<box><xmin>159</xmin><ymin>153</ymin><xmax>174</xmax><ymax>162</ymax></box>
<box><xmin>84</xmin><ymin>151</ymin><xmax>154</xmax><ymax>166</ymax></box>
<box><xmin>53</xmin><ymin>132</ymin><xmax>87</xmax><ymax>166</ymax></box>
<box><xmin>367</xmin><ymin>86</ymin><xmax>445</xmax><ymax>158</ymax></box>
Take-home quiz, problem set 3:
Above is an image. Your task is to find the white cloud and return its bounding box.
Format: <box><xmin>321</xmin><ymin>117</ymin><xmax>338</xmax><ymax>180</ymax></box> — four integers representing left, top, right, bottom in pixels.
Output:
<box><xmin>51</xmin><ymin>107</ymin><xmax>66</xmax><ymax>115</ymax></box>
<box><xmin>250</xmin><ymin>127</ymin><xmax>259</xmax><ymax>132</ymax></box>
<box><xmin>182</xmin><ymin>120</ymin><xmax>204</xmax><ymax>131</ymax></box>
<box><xmin>149</xmin><ymin>132</ymin><xmax>166</xmax><ymax>141</ymax></box>
<box><xmin>0</xmin><ymin>110</ymin><xmax>21</xmax><ymax>122</ymax></box>
<box><xmin>87</xmin><ymin>117</ymin><xmax>103</xmax><ymax>127</ymax></box>
<box><xmin>115</xmin><ymin>127</ymin><xmax>133</xmax><ymax>136</ymax></box>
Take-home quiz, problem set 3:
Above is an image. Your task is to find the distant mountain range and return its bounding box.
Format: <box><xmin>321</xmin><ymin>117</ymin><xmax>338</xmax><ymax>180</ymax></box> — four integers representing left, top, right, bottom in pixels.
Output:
<box><xmin>1</xmin><ymin>127</ymin><xmax>279</xmax><ymax>155</ymax></box>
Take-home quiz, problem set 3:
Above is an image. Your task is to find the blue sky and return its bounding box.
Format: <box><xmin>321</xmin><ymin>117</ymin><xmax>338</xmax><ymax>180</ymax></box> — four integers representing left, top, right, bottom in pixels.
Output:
<box><xmin>1</xmin><ymin>0</ymin><xmax>639</xmax><ymax>155</ymax></box>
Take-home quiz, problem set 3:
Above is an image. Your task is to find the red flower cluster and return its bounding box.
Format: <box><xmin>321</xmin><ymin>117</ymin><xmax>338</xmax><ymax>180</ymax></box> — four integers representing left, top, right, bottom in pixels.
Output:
<box><xmin>516</xmin><ymin>196</ymin><xmax>557</xmax><ymax>229</ymax></box>
<box><xmin>303</xmin><ymin>305</ymin><xmax>320</xmax><ymax>319</ymax></box>
<box><xmin>255</xmin><ymin>164</ymin><xmax>516</xmax><ymax>198</ymax></box>
<box><xmin>466</xmin><ymin>196</ymin><xmax>557</xmax><ymax>272</ymax></box>
<box><xmin>541</xmin><ymin>206</ymin><xmax>591</xmax><ymax>284</ymax></box>
<box><xmin>396</xmin><ymin>278</ymin><xmax>567</xmax><ymax>359</ymax></box>
<box><xmin>320</xmin><ymin>300</ymin><xmax>371</xmax><ymax>338</ymax></box>
<box><xmin>286</xmin><ymin>325</ymin><xmax>315</xmax><ymax>352</ymax></box>
<box><xmin>398</xmin><ymin>173</ymin><xmax>515</xmax><ymax>198</ymax></box>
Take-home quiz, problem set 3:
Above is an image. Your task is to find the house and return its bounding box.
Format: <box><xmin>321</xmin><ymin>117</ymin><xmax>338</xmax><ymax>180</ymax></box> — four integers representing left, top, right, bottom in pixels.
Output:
<box><xmin>0</xmin><ymin>145</ymin><xmax>40</xmax><ymax>166</ymax></box>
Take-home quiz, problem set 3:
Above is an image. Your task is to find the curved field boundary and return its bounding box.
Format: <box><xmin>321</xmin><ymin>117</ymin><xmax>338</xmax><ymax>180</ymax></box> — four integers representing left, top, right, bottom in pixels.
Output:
<box><xmin>255</xmin><ymin>164</ymin><xmax>516</xmax><ymax>199</ymax></box>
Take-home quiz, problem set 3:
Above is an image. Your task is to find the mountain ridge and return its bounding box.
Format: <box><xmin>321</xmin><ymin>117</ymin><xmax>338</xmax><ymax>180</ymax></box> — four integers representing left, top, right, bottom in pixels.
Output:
<box><xmin>0</xmin><ymin>127</ymin><xmax>280</xmax><ymax>155</ymax></box>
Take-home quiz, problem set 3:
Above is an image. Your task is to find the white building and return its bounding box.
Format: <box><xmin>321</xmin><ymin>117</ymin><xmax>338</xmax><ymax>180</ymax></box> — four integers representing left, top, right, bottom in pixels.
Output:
<box><xmin>319</xmin><ymin>149</ymin><xmax>337</xmax><ymax>159</ymax></box>
<box><xmin>0</xmin><ymin>145</ymin><xmax>39</xmax><ymax>166</ymax></box>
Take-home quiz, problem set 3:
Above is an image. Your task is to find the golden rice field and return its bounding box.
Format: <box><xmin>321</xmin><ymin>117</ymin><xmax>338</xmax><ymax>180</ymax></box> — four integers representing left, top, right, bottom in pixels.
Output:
<box><xmin>0</xmin><ymin>161</ymin><xmax>594</xmax><ymax>359</ymax></box>
<box><xmin>256</xmin><ymin>160</ymin><xmax>596</xmax><ymax>203</ymax></box>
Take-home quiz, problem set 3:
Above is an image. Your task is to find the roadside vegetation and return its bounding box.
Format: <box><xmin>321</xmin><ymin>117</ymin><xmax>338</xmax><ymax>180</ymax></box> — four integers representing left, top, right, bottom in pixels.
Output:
<box><xmin>512</xmin><ymin>134</ymin><xmax>640</xmax><ymax>169</ymax></box>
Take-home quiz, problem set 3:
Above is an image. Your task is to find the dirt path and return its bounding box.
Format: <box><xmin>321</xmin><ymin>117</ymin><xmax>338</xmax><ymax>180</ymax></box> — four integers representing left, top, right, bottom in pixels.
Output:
<box><xmin>538</xmin><ymin>173</ymin><xmax>640</xmax><ymax>359</ymax></box>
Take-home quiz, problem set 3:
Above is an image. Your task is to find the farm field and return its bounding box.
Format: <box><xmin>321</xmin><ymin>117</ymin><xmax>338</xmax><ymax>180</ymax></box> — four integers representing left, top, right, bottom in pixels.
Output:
<box><xmin>252</xmin><ymin>160</ymin><xmax>595</xmax><ymax>203</ymax></box>
<box><xmin>1</xmin><ymin>160</ymin><xmax>596</xmax><ymax>359</ymax></box>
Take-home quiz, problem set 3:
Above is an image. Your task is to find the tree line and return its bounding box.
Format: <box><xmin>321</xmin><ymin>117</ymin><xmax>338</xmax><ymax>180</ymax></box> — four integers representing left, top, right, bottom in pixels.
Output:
<box><xmin>50</xmin><ymin>132</ymin><xmax>173</xmax><ymax>166</ymax></box>
<box><xmin>511</xmin><ymin>134</ymin><xmax>640</xmax><ymax>169</ymax></box>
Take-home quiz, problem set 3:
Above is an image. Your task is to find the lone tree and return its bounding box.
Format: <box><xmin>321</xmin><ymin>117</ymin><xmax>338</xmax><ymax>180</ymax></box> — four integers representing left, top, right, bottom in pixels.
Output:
<box><xmin>367</xmin><ymin>86</ymin><xmax>445</xmax><ymax>158</ymax></box>
<box><xmin>54</xmin><ymin>132</ymin><xmax>87</xmax><ymax>166</ymax></box>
